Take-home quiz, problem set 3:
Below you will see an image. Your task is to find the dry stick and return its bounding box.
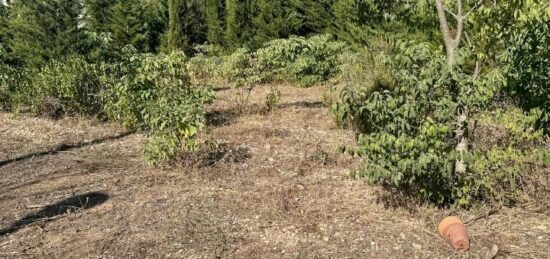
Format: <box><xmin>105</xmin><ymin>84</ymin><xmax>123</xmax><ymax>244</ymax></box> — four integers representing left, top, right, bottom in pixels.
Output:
<box><xmin>25</xmin><ymin>204</ymin><xmax>50</xmax><ymax>209</ymax></box>
<box><xmin>464</xmin><ymin>209</ymin><xmax>498</xmax><ymax>225</ymax></box>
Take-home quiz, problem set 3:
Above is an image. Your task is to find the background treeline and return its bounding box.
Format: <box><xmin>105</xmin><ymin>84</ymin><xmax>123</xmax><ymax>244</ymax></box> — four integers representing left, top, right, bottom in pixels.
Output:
<box><xmin>0</xmin><ymin>0</ymin><xmax>440</xmax><ymax>67</ymax></box>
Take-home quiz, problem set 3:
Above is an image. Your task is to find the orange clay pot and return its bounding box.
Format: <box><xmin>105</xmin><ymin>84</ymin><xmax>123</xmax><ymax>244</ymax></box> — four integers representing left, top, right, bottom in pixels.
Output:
<box><xmin>438</xmin><ymin>216</ymin><xmax>470</xmax><ymax>252</ymax></box>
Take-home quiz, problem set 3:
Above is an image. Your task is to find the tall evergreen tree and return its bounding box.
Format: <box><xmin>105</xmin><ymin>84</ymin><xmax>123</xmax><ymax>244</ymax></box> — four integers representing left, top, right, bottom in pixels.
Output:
<box><xmin>167</xmin><ymin>0</ymin><xmax>188</xmax><ymax>51</ymax></box>
<box><xmin>330</xmin><ymin>0</ymin><xmax>369</xmax><ymax>47</ymax></box>
<box><xmin>165</xmin><ymin>0</ymin><xmax>206</xmax><ymax>53</ymax></box>
<box><xmin>84</xmin><ymin>0</ymin><xmax>116</xmax><ymax>33</ymax></box>
<box><xmin>205</xmin><ymin>0</ymin><xmax>224</xmax><ymax>46</ymax></box>
<box><xmin>224</xmin><ymin>0</ymin><xmax>239</xmax><ymax>50</ymax></box>
<box><xmin>252</xmin><ymin>0</ymin><xmax>301</xmax><ymax>48</ymax></box>
<box><xmin>224</xmin><ymin>0</ymin><xmax>254</xmax><ymax>50</ymax></box>
<box><xmin>290</xmin><ymin>0</ymin><xmax>333</xmax><ymax>35</ymax></box>
<box><xmin>0</xmin><ymin>2</ymin><xmax>9</xmax><ymax>63</ymax></box>
<box><xmin>5</xmin><ymin>0</ymin><xmax>85</xmax><ymax>67</ymax></box>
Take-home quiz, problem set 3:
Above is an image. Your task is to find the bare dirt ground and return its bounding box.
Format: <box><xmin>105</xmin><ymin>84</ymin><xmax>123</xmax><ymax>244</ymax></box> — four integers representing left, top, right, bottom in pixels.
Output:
<box><xmin>1</xmin><ymin>84</ymin><xmax>549</xmax><ymax>258</ymax></box>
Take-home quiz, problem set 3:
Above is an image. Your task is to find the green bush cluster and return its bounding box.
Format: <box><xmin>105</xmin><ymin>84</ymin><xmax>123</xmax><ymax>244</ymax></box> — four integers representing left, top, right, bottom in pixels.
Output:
<box><xmin>183</xmin><ymin>35</ymin><xmax>345</xmax><ymax>90</ymax></box>
<box><xmin>9</xmin><ymin>57</ymin><xmax>103</xmax><ymax>117</ymax></box>
<box><xmin>102</xmin><ymin>51</ymin><xmax>214</xmax><ymax>165</ymax></box>
<box><xmin>184</xmin><ymin>35</ymin><xmax>344</xmax><ymax>111</ymax></box>
<box><xmin>329</xmin><ymin>49</ymin><xmax>394</xmax><ymax>129</ymax></box>
<box><xmin>255</xmin><ymin>35</ymin><xmax>346</xmax><ymax>87</ymax></box>
<box><xmin>468</xmin><ymin>107</ymin><xmax>548</xmax><ymax>205</ymax></box>
<box><xmin>1</xmin><ymin>50</ymin><xmax>213</xmax><ymax>166</ymax></box>
<box><xmin>336</xmin><ymin>41</ymin><xmax>548</xmax><ymax>206</ymax></box>
<box><xmin>0</xmin><ymin>65</ymin><xmax>20</xmax><ymax>111</ymax></box>
<box><xmin>507</xmin><ymin>16</ymin><xmax>550</xmax><ymax>132</ymax></box>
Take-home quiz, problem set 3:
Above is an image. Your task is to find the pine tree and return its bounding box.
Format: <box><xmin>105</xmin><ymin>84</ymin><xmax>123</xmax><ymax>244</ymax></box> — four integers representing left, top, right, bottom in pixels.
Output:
<box><xmin>290</xmin><ymin>0</ymin><xmax>333</xmax><ymax>35</ymax></box>
<box><xmin>205</xmin><ymin>0</ymin><xmax>223</xmax><ymax>46</ymax></box>
<box><xmin>84</xmin><ymin>0</ymin><xmax>116</xmax><ymax>33</ymax></box>
<box><xmin>224</xmin><ymin>0</ymin><xmax>254</xmax><ymax>50</ymax></box>
<box><xmin>330</xmin><ymin>0</ymin><xmax>369</xmax><ymax>47</ymax></box>
<box><xmin>164</xmin><ymin>0</ymin><xmax>206</xmax><ymax>53</ymax></box>
<box><xmin>5</xmin><ymin>0</ymin><xmax>85</xmax><ymax>67</ymax></box>
<box><xmin>0</xmin><ymin>2</ymin><xmax>9</xmax><ymax>63</ymax></box>
<box><xmin>109</xmin><ymin>0</ymin><xmax>142</xmax><ymax>49</ymax></box>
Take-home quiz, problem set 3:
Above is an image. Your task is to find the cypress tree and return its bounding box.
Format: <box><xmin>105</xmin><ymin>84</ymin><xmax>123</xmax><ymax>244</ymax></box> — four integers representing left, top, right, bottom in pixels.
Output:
<box><xmin>224</xmin><ymin>0</ymin><xmax>239</xmax><ymax>50</ymax></box>
<box><xmin>167</xmin><ymin>0</ymin><xmax>188</xmax><ymax>51</ymax></box>
<box><xmin>224</xmin><ymin>0</ymin><xmax>254</xmax><ymax>50</ymax></box>
<box><xmin>0</xmin><ymin>3</ymin><xmax>9</xmax><ymax>64</ymax></box>
<box><xmin>205</xmin><ymin>0</ymin><xmax>223</xmax><ymax>46</ymax></box>
<box><xmin>164</xmin><ymin>0</ymin><xmax>206</xmax><ymax>53</ymax></box>
<box><xmin>330</xmin><ymin>0</ymin><xmax>369</xmax><ymax>48</ymax></box>
<box><xmin>5</xmin><ymin>0</ymin><xmax>85</xmax><ymax>67</ymax></box>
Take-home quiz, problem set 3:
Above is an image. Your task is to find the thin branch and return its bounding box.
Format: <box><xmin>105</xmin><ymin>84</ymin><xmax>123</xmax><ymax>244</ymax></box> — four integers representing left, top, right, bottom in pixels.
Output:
<box><xmin>464</xmin><ymin>31</ymin><xmax>473</xmax><ymax>49</ymax></box>
<box><xmin>464</xmin><ymin>0</ymin><xmax>483</xmax><ymax>18</ymax></box>
<box><xmin>444</xmin><ymin>7</ymin><xmax>459</xmax><ymax>19</ymax></box>
<box><xmin>464</xmin><ymin>31</ymin><xmax>480</xmax><ymax>82</ymax></box>
<box><xmin>455</xmin><ymin>0</ymin><xmax>464</xmax><ymax>43</ymax></box>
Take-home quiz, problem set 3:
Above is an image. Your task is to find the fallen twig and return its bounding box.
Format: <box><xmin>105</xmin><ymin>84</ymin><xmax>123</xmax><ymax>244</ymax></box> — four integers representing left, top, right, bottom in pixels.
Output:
<box><xmin>465</xmin><ymin>209</ymin><xmax>498</xmax><ymax>225</ymax></box>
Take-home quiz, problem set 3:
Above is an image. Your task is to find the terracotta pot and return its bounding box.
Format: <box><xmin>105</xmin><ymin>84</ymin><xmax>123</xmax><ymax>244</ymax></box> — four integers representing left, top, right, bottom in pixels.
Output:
<box><xmin>438</xmin><ymin>216</ymin><xmax>470</xmax><ymax>252</ymax></box>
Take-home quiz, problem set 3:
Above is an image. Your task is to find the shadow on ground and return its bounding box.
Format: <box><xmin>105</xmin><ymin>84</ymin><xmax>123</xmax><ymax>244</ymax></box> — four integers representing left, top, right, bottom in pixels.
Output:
<box><xmin>207</xmin><ymin>101</ymin><xmax>325</xmax><ymax>127</ymax></box>
<box><xmin>0</xmin><ymin>132</ymin><xmax>133</xmax><ymax>167</ymax></box>
<box><xmin>172</xmin><ymin>143</ymin><xmax>251</xmax><ymax>168</ymax></box>
<box><xmin>278</xmin><ymin>101</ymin><xmax>325</xmax><ymax>109</ymax></box>
<box><xmin>0</xmin><ymin>192</ymin><xmax>109</xmax><ymax>237</ymax></box>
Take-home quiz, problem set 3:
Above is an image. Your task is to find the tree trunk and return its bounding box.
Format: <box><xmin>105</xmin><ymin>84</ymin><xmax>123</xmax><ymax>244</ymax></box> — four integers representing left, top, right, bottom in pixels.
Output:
<box><xmin>435</xmin><ymin>0</ymin><xmax>469</xmax><ymax>174</ymax></box>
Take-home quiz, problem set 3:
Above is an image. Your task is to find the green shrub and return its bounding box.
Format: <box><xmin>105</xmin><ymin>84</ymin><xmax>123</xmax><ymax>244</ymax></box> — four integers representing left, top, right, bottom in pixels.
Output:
<box><xmin>265</xmin><ymin>85</ymin><xmax>281</xmax><ymax>111</ymax></box>
<box><xmin>102</xmin><ymin>50</ymin><xmax>214</xmax><ymax>165</ymax></box>
<box><xmin>0</xmin><ymin>65</ymin><xmax>19</xmax><ymax>110</ymax></box>
<box><xmin>507</xmin><ymin>17</ymin><xmax>550</xmax><ymax>132</ymax></box>
<box><xmin>187</xmin><ymin>45</ymin><xmax>224</xmax><ymax>86</ymax></box>
<box><xmin>255</xmin><ymin>34</ymin><xmax>346</xmax><ymax>87</ymax></box>
<box><xmin>338</xmin><ymin>41</ymin><xmax>544</xmax><ymax>206</ymax></box>
<box><xmin>221</xmin><ymin>48</ymin><xmax>262</xmax><ymax>89</ymax></box>
<box><xmin>219</xmin><ymin>48</ymin><xmax>262</xmax><ymax>110</ymax></box>
<box><xmin>329</xmin><ymin>49</ymin><xmax>395</xmax><ymax>129</ymax></box>
<box><xmin>10</xmin><ymin>57</ymin><xmax>102</xmax><ymax>116</ymax></box>
<box><xmin>468</xmin><ymin>107</ymin><xmax>548</xmax><ymax>206</ymax></box>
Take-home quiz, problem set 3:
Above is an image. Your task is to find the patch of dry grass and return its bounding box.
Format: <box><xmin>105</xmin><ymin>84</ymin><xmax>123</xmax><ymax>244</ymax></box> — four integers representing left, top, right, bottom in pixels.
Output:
<box><xmin>0</xmin><ymin>84</ymin><xmax>548</xmax><ymax>258</ymax></box>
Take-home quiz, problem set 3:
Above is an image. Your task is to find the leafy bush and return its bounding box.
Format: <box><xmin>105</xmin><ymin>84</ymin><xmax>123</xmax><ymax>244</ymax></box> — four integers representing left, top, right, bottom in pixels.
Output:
<box><xmin>0</xmin><ymin>65</ymin><xmax>19</xmax><ymax>110</ymax></box>
<box><xmin>187</xmin><ymin>45</ymin><xmax>225</xmax><ymax>86</ymax></box>
<box><xmin>329</xmin><ymin>49</ymin><xmax>395</xmax><ymax>129</ymax></box>
<box><xmin>219</xmin><ymin>48</ymin><xmax>262</xmax><ymax>110</ymax></box>
<box><xmin>10</xmin><ymin>57</ymin><xmax>102</xmax><ymax>117</ymax></box>
<box><xmin>507</xmin><ymin>17</ymin><xmax>550</xmax><ymax>132</ymax></box>
<box><xmin>255</xmin><ymin>35</ymin><xmax>345</xmax><ymax>87</ymax></box>
<box><xmin>221</xmin><ymin>48</ymin><xmax>262</xmax><ymax>89</ymax></box>
<box><xmin>102</xmin><ymin>50</ymin><xmax>214</xmax><ymax>165</ymax></box>
<box><xmin>265</xmin><ymin>85</ymin><xmax>281</xmax><ymax>111</ymax></box>
<box><xmin>468</xmin><ymin>107</ymin><xmax>548</xmax><ymax>205</ymax></box>
<box><xmin>338</xmin><ymin>41</ymin><xmax>543</xmax><ymax>206</ymax></box>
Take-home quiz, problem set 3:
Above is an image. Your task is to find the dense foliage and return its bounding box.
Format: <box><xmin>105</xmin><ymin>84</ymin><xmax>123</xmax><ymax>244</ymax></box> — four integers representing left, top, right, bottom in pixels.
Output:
<box><xmin>330</xmin><ymin>1</ymin><xmax>549</xmax><ymax>206</ymax></box>
<box><xmin>507</xmin><ymin>16</ymin><xmax>550</xmax><ymax>131</ymax></box>
<box><xmin>0</xmin><ymin>0</ymin><xmax>548</xmax><ymax>206</ymax></box>
<box><xmin>102</xmin><ymin>50</ymin><xmax>214</xmax><ymax>165</ymax></box>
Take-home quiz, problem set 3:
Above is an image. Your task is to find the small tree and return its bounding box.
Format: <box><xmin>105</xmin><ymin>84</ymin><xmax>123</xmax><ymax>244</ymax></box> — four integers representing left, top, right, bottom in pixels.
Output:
<box><xmin>435</xmin><ymin>0</ymin><xmax>482</xmax><ymax>175</ymax></box>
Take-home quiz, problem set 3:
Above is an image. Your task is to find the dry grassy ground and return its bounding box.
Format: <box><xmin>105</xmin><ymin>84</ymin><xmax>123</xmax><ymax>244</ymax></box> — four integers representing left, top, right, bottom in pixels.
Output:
<box><xmin>1</xmin><ymin>85</ymin><xmax>549</xmax><ymax>258</ymax></box>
